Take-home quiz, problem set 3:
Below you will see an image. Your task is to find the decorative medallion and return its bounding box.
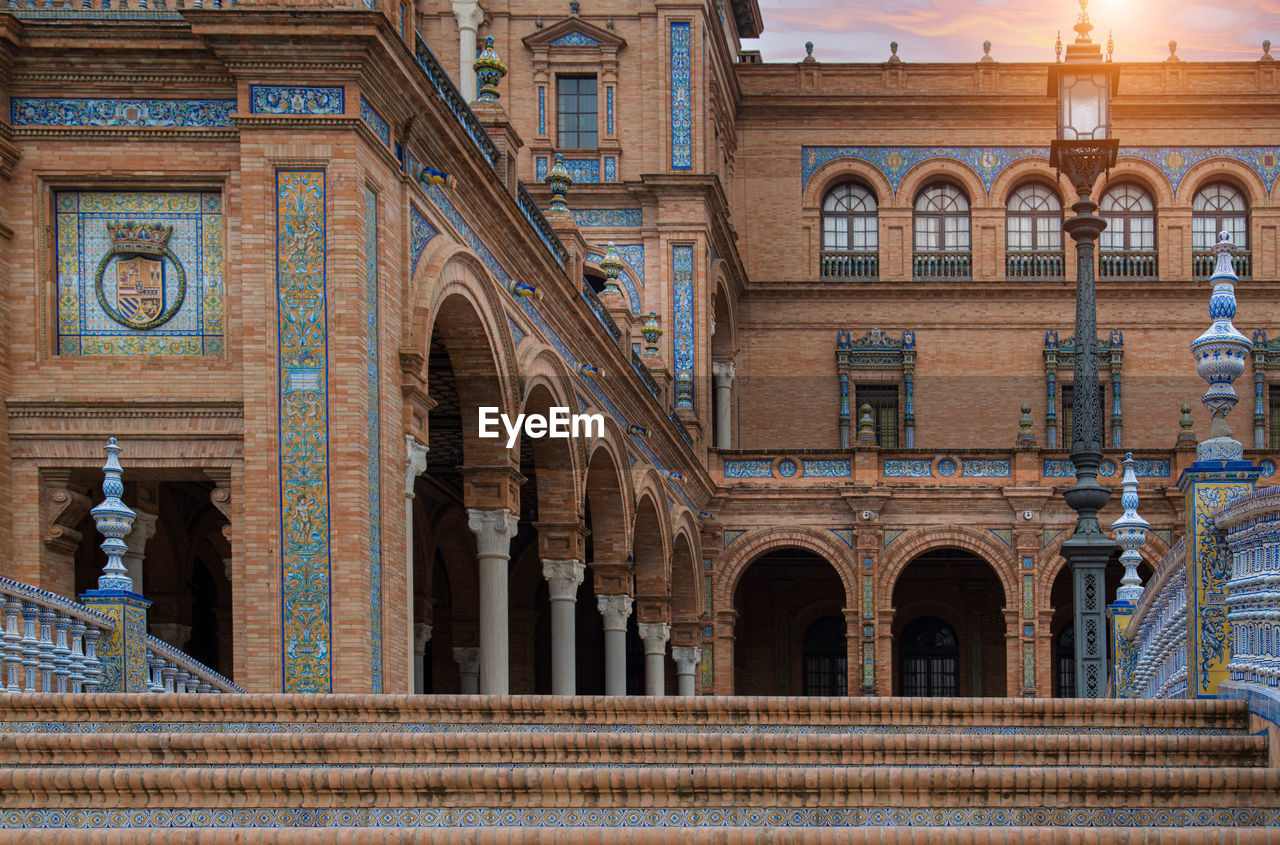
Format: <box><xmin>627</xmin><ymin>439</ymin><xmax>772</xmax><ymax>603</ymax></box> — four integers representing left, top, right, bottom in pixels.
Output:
<box><xmin>937</xmin><ymin>459</ymin><xmax>957</xmax><ymax>477</ymax></box>
<box><xmin>777</xmin><ymin>459</ymin><xmax>798</xmax><ymax>477</ymax></box>
<box><xmin>95</xmin><ymin>222</ymin><xmax>183</xmax><ymax>330</ymax></box>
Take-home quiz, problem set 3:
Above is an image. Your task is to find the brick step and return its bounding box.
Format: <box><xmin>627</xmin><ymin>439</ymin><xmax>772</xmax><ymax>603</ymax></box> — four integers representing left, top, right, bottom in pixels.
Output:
<box><xmin>4</xmin><ymin>730</ymin><xmax>1267</xmax><ymax>769</ymax></box>
<box><xmin>0</xmin><ymin>693</ymin><xmax>1251</xmax><ymax>734</ymax></box>
<box><xmin>2</xmin><ymin>765</ymin><xmax>1278</xmax><ymax>811</ymax></box>
<box><xmin>3</xmin><ymin>829</ymin><xmax>1280</xmax><ymax>844</ymax></box>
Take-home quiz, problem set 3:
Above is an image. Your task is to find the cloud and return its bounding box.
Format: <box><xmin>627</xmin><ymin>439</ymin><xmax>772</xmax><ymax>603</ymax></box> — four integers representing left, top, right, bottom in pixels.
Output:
<box><xmin>749</xmin><ymin>0</ymin><xmax>1277</xmax><ymax>63</ymax></box>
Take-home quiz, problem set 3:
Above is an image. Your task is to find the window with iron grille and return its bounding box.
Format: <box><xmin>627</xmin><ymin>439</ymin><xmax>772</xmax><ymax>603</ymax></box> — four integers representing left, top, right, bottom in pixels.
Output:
<box><xmin>801</xmin><ymin>616</ymin><xmax>847</xmax><ymax>697</ymax></box>
<box><xmin>1055</xmin><ymin>624</ymin><xmax>1076</xmax><ymax>698</ymax></box>
<box><xmin>557</xmin><ymin>75</ymin><xmax>598</xmax><ymax>149</ymax></box>
<box><xmin>856</xmin><ymin>384</ymin><xmax>899</xmax><ymax>447</ymax></box>
<box><xmin>1061</xmin><ymin>383</ymin><xmax>1106</xmax><ymax>447</ymax></box>
<box><xmin>899</xmin><ymin>617</ymin><xmax>958</xmax><ymax>697</ymax></box>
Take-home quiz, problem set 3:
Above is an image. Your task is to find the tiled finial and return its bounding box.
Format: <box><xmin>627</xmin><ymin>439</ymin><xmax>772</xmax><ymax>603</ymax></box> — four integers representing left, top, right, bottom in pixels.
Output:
<box><xmin>642</xmin><ymin>312</ymin><xmax>663</xmax><ymax>356</ymax></box>
<box><xmin>856</xmin><ymin>404</ymin><xmax>877</xmax><ymax>444</ymax></box>
<box><xmin>599</xmin><ymin>242</ymin><xmax>625</xmax><ymax>296</ymax></box>
<box><xmin>473</xmin><ymin>36</ymin><xmax>507</xmax><ymax>103</ymax></box>
<box><xmin>1263</xmin><ymin>39</ymin><xmax>1274</xmax><ymax>61</ymax></box>
<box><xmin>545</xmin><ymin>153</ymin><xmax>573</xmax><ymax>213</ymax></box>
<box><xmin>981</xmin><ymin>40</ymin><xmax>993</xmax><ymax>62</ymax></box>
<box><xmin>1106</xmin><ymin>30</ymin><xmax>1114</xmax><ymax>62</ymax></box>
<box><xmin>569</xmin><ymin>0</ymin><xmax>579</xmax><ymax>13</ymax></box>
<box><xmin>1190</xmin><ymin>231</ymin><xmax>1251</xmax><ymax>463</ymax></box>
<box><xmin>1055</xmin><ymin>30</ymin><xmax>1063</xmax><ymax>62</ymax></box>
<box><xmin>1017</xmin><ymin>403</ymin><xmax>1036</xmax><ymax>447</ymax></box>
<box><xmin>887</xmin><ymin>41</ymin><xmax>901</xmax><ymax>63</ymax></box>
<box><xmin>1110</xmin><ymin>453</ymin><xmax>1150</xmax><ymax>604</ymax></box>
<box><xmin>1166</xmin><ymin>40</ymin><xmax>1180</xmax><ymax>62</ymax></box>
<box><xmin>803</xmin><ymin>41</ymin><xmax>815</xmax><ymax>63</ymax></box>
<box><xmin>90</xmin><ymin>438</ymin><xmax>138</xmax><ymax>594</ymax></box>
<box><xmin>1177</xmin><ymin>403</ymin><xmax>1196</xmax><ymax>448</ymax></box>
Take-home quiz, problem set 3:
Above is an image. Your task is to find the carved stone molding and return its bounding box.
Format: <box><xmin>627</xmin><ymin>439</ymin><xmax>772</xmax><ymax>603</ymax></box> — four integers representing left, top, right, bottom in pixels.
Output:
<box><xmin>40</xmin><ymin>470</ymin><xmax>90</xmax><ymax>556</ymax></box>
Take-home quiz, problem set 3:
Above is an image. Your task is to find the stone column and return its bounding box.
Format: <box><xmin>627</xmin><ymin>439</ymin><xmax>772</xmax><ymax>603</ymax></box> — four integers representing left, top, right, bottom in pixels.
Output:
<box><xmin>405</xmin><ymin>436</ymin><xmax>429</xmax><ymax>692</ymax></box>
<box><xmin>638</xmin><ymin>622</ymin><xmax>670</xmax><ymax>697</ymax></box>
<box><xmin>452</xmin><ymin>646</ymin><xmax>479</xmax><ymax>694</ymax></box>
<box><xmin>712</xmin><ymin>362</ymin><xmax>735</xmax><ymax>449</ymax></box>
<box><xmin>671</xmin><ymin>645</ymin><xmax>699</xmax><ymax>696</ymax></box>
<box><xmin>542</xmin><ymin>559</ymin><xmax>585</xmax><ymax>695</ymax></box>
<box><xmin>467</xmin><ymin>508</ymin><xmax>518</xmax><ymax>694</ymax></box>
<box><xmin>596</xmin><ymin>593</ymin><xmax>633</xmax><ymax>696</ymax></box>
<box><xmin>413</xmin><ymin>623</ymin><xmax>432</xmax><ymax>694</ymax></box>
<box><xmin>120</xmin><ymin>510</ymin><xmax>158</xmax><ymax>598</ymax></box>
<box><xmin>452</xmin><ymin>0</ymin><xmax>484</xmax><ymax>104</ymax></box>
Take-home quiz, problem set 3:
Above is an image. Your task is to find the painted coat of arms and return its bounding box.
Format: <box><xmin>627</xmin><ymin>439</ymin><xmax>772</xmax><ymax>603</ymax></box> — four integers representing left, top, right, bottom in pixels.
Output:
<box><xmin>95</xmin><ymin>221</ymin><xmax>185</xmax><ymax>330</ymax></box>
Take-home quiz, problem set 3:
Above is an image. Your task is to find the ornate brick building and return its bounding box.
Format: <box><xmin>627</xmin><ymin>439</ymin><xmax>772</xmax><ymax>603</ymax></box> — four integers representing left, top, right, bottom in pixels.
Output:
<box><xmin>0</xmin><ymin>0</ymin><xmax>1278</xmax><ymax>707</ymax></box>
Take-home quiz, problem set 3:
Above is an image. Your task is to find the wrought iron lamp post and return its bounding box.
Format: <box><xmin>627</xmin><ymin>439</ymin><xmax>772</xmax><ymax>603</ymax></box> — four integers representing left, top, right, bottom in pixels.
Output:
<box><xmin>1049</xmin><ymin>0</ymin><xmax>1120</xmax><ymax>698</ymax></box>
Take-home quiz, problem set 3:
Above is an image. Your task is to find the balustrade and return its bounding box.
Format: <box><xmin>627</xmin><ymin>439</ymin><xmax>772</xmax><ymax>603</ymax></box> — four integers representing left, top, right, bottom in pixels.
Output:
<box><xmin>1194</xmin><ymin>249</ymin><xmax>1251</xmax><ymax>280</ymax></box>
<box><xmin>820</xmin><ymin>251</ymin><xmax>878</xmax><ymax>280</ymax></box>
<box><xmin>0</xmin><ymin>576</ymin><xmax>108</xmax><ymax>693</ymax></box>
<box><xmin>912</xmin><ymin>251</ymin><xmax>971</xmax><ymax>281</ymax></box>
<box><xmin>1098</xmin><ymin>251</ymin><xmax>1157</xmax><ymax>280</ymax></box>
<box><xmin>1006</xmin><ymin>250</ymin><xmax>1065</xmax><ymax>280</ymax></box>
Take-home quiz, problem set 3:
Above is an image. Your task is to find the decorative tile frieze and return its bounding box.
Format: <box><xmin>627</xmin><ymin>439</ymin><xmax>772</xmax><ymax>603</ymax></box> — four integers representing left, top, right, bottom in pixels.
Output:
<box><xmin>777</xmin><ymin>459</ymin><xmax>798</xmax><ymax>477</ymax></box>
<box><xmin>961</xmin><ymin>459</ymin><xmax>1010</xmax><ymax>478</ymax></box>
<box><xmin>359</xmin><ymin>96</ymin><xmax>390</xmax><ymax>146</ymax></box>
<box><xmin>562</xmin><ymin>158</ymin><xmax>600</xmax><ymax>183</ymax></box>
<box><xmin>801</xmin><ymin>145</ymin><xmax>1280</xmax><ymax>194</ymax></box>
<box><xmin>672</xmin><ymin>244</ymin><xmax>694</xmax><ymax>408</ymax></box>
<box><xmin>604</xmin><ymin>156</ymin><xmax>617</xmax><ymax>182</ymax></box>
<box><xmin>1044</xmin><ymin>459</ymin><xmax>1076</xmax><ymax>478</ymax></box>
<box><xmin>275</xmin><ymin>170</ymin><xmax>332</xmax><ymax>694</ymax></box>
<box><xmin>669</xmin><ymin>22</ymin><xmax>692</xmax><ymax>169</ymax></box>
<box><xmin>803</xmin><ymin>459</ymin><xmax>850</xmax><ymax>477</ymax></box>
<box><xmin>364</xmin><ymin>186</ymin><xmax>383</xmax><ymax>694</ymax></box>
<box><xmin>508</xmin><ymin>318</ymin><xmax>526</xmax><ymax>347</ymax></box>
<box><xmin>11</xmin><ymin>98</ymin><xmax>236</xmax><ymax>128</ymax></box>
<box><xmin>884</xmin><ymin>459</ymin><xmax>931</xmax><ymax>478</ymax></box>
<box><xmin>250</xmin><ymin>86</ymin><xmax>344</xmax><ymax>116</ymax></box>
<box><xmin>409</xmin><ymin>207</ymin><xmax>436</xmax><ymax>276</ymax></box>
<box><xmin>573</xmin><ymin>209</ymin><xmax>643</xmax><ymax>227</ymax></box>
<box><xmin>549</xmin><ymin>31</ymin><xmax>600</xmax><ymax>46</ymax></box>
<box><xmin>1134</xmin><ymin>459</ymin><xmax>1171</xmax><ymax>478</ymax></box>
<box><xmin>55</xmin><ymin>191</ymin><xmax>224</xmax><ymax>356</ymax></box>
<box><xmin>723</xmin><ymin>460</ymin><xmax>772</xmax><ymax>479</ymax></box>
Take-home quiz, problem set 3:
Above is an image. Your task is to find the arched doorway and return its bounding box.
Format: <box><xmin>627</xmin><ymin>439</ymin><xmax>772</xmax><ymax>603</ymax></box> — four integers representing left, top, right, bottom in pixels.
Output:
<box><xmin>892</xmin><ymin>548</ymin><xmax>1007</xmax><ymax>696</ymax></box>
<box><xmin>733</xmin><ymin>548</ymin><xmax>848</xmax><ymax>696</ymax></box>
<box><xmin>898</xmin><ymin>617</ymin><xmax>959</xmax><ymax>697</ymax></box>
<box><xmin>802</xmin><ymin>616</ymin><xmax>847</xmax><ymax>696</ymax></box>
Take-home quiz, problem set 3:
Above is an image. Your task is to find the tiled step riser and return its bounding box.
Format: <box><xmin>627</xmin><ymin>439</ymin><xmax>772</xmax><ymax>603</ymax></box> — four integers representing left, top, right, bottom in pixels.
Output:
<box><xmin>4</xmin><ymin>733</ymin><xmax>1265</xmax><ymax>769</ymax></box>
<box><xmin>3</xmin><ymin>830</ymin><xmax>1280</xmax><ymax>844</ymax></box>
<box><xmin>3</xmin><ymin>766</ymin><xmax>1278</xmax><ymax>809</ymax></box>
<box><xmin>0</xmin><ymin>694</ymin><xmax>1250</xmax><ymax>734</ymax></box>
<box><xmin>7</xmin><ymin>829</ymin><xmax>1280</xmax><ymax>844</ymax></box>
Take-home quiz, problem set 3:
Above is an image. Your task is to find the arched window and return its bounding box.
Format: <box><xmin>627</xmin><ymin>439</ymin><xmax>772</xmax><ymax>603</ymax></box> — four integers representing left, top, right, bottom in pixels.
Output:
<box><xmin>821</xmin><ymin>182</ymin><xmax>878</xmax><ymax>279</ymax></box>
<box><xmin>898</xmin><ymin>616</ymin><xmax>959</xmax><ymax>696</ymax></box>
<box><xmin>913</xmin><ymin>183</ymin><xmax>971</xmax><ymax>280</ymax></box>
<box><xmin>1099</xmin><ymin>183</ymin><xmax>1157</xmax><ymax>279</ymax></box>
<box><xmin>1006</xmin><ymin>183</ymin><xmax>1064</xmax><ymax>279</ymax></box>
<box><xmin>1055</xmin><ymin>624</ymin><xmax>1075</xmax><ymax>698</ymax></box>
<box><xmin>802</xmin><ymin>615</ymin><xmax>847</xmax><ymax>696</ymax></box>
<box><xmin>1193</xmin><ymin>182</ymin><xmax>1250</xmax><ymax>278</ymax></box>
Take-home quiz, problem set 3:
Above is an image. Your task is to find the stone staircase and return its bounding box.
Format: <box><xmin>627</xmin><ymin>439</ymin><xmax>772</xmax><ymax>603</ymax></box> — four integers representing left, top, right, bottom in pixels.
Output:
<box><xmin>0</xmin><ymin>693</ymin><xmax>1276</xmax><ymax>842</ymax></box>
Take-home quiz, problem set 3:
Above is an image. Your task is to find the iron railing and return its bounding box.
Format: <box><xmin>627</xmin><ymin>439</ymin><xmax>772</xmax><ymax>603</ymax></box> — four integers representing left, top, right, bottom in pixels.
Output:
<box><xmin>913</xmin><ymin>251</ymin><xmax>971</xmax><ymax>281</ymax></box>
<box><xmin>1098</xmin><ymin>251</ymin><xmax>1157</xmax><ymax>281</ymax></box>
<box><xmin>1006</xmin><ymin>250</ymin><xmax>1065</xmax><ymax>280</ymax></box>
<box><xmin>820</xmin><ymin>251</ymin><xmax>878</xmax><ymax>280</ymax></box>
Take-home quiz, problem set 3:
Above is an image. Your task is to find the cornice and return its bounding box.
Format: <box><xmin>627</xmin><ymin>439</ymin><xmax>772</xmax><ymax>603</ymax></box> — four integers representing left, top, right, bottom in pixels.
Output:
<box><xmin>11</xmin><ymin>126</ymin><xmax>238</xmax><ymax>141</ymax></box>
<box><xmin>7</xmin><ymin>400</ymin><xmax>244</xmax><ymax>420</ymax></box>
<box><xmin>10</xmin><ymin>72</ymin><xmax>234</xmax><ymax>86</ymax></box>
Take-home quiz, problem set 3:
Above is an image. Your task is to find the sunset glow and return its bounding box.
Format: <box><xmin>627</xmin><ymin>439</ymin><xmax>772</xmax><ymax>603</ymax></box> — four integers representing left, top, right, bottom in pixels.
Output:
<box><xmin>744</xmin><ymin>0</ymin><xmax>1280</xmax><ymax>64</ymax></box>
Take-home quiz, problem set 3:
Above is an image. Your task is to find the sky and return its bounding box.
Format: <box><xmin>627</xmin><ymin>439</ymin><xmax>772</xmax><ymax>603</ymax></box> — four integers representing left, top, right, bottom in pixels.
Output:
<box><xmin>741</xmin><ymin>0</ymin><xmax>1280</xmax><ymax>64</ymax></box>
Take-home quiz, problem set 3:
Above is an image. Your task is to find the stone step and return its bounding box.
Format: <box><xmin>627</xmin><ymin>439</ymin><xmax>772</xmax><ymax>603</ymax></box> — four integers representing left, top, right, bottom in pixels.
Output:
<box><xmin>2</xmin><ymin>765</ymin><xmax>1277</xmax><ymax>812</ymax></box>
<box><xmin>4</xmin><ymin>730</ymin><xmax>1267</xmax><ymax>769</ymax></box>
<box><xmin>3</xmin><ymin>829</ymin><xmax>1280</xmax><ymax>844</ymax></box>
<box><xmin>0</xmin><ymin>693</ymin><xmax>1252</xmax><ymax>735</ymax></box>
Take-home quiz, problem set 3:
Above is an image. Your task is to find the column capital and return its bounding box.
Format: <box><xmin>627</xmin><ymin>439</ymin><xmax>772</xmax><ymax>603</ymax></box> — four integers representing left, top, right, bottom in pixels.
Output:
<box><xmin>467</xmin><ymin>508</ymin><xmax>518</xmax><ymax>556</ymax></box>
<box><xmin>671</xmin><ymin>645</ymin><xmax>700</xmax><ymax>673</ymax></box>
<box><xmin>413</xmin><ymin>623</ymin><xmax>433</xmax><ymax>652</ymax></box>
<box><xmin>638</xmin><ymin>621</ymin><xmax>670</xmax><ymax>653</ymax></box>
<box><xmin>452</xmin><ymin>646</ymin><xmax>480</xmax><ymax>675</ymax></box>
<box><xmin>712</xmin><ymin>361</ymin><xmax>736</xmax><ymax>385</ymax></box>
<box><xmin>542</xmin><ymin>558</ymin><xmax>586</xmax><ymax>601</ymax></box>
<box><xmin>452</xmin><ymin>0</ymin><xmax>484</xmax><ymax>31</ymax></box>
<box><xmin>597</xmin><ymin>593</ymin><xmax>633</xmax><ymax>630</ymax></box>
<box><xmin>405</xmin><ymin>436</ymin><xmax>429</xmax><ymax>498</ymax></box>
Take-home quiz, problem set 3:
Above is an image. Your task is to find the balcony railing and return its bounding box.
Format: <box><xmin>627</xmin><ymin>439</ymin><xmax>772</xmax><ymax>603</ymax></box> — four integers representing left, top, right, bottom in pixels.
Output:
<box><xmin>913</xmin><ymin>251</ymin><xmax>971</xmax><ymax>281</ymax></box>
<box><xmin>1193</xmin><ymin>249</ymin><xmax>1251</xmax><ymax>280</ymax></box>
<box><xmin>820</xmin><ymin>251</ymin><xmax>878</xmax><ymax>280</ymax></box>
<box><xmin>1006</xmin><ymin>250</ymin><xmax>1065</xmax><ymax>280</ymax></box>
<box><xmin>1099</xmin><ymin>251</ymin><xmax>1157</xmax><ymax>281</ymax></box>
<box><xmin>517</xmin><ymin>183</ymin><xmax>569</xmax><ymax>266</ymax></box>
<box><xmin>631</xmin><ymin>350</ymin><xmax>660</xmax><ymax>401</ymax></box>
<box><xmin>582</xmin><ymin>282</ymin><xmax>622</xmax><ymax>342</ymax></box>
